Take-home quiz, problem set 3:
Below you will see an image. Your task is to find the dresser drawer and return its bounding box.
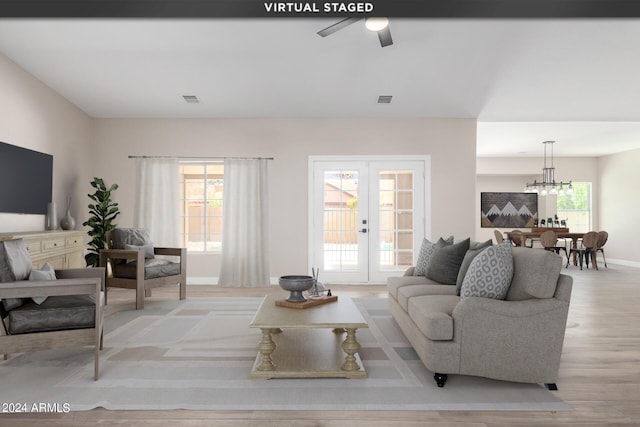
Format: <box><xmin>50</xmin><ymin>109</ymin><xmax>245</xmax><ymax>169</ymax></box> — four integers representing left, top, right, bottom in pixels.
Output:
<box><xmin>66</xmin><ymin>236</ymin><xmax>83</xmax><ymax>248</ymax></box>
<box><xmin>24</xmin><ymin>240</ymin><xmax>43</xmax><ymax>256</ymax></box>
<box><xmin>33</xmin><ymin>254</ymin><xmax>66</xmax><ymax>270</ymax></box>
<box><xmin>42</xmin><ymin>238</ymin><xmax>66</xmax><ymax>252</ymax></box>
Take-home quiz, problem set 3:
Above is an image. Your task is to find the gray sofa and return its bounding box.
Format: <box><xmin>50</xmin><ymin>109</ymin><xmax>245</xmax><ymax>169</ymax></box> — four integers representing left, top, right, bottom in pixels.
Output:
<box><xmin>388</xmin><ymin>245</ymin><xmax>573</xmax><ymax>389</ymax></box>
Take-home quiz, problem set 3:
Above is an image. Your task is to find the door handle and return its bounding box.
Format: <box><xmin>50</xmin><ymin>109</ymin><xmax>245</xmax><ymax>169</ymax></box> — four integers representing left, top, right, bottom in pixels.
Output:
<box><xmin>359</xmin><ymin>228</ymin><xmax>368</xmax><ymax>233</ymax></box>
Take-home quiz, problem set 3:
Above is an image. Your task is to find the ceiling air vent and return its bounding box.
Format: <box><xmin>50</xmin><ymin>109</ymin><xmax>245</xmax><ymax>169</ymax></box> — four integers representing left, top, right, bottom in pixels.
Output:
<box><xmin>377</xmin><ymin>95</ymin><xmax>392</xmax><ymax>104</ymax></box>
<box><xmin>182</xmin><ymin>95</ymin><xmax>200</xmax><ymax>103</ymax></box>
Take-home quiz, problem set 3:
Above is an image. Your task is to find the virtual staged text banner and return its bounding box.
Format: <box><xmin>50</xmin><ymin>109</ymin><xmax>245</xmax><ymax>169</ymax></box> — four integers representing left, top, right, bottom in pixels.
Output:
<box><xmin>3</xmin><ymin>0</ymin><xmax>640</xmax><ymax>18</ymax></box>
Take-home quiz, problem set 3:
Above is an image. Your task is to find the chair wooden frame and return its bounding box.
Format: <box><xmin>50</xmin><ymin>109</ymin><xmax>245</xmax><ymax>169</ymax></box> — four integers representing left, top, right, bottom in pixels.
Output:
<box><xmin>0</xmin><ymin>268</ymin><xmax>105</xmax><ymax>380</ymax></box>
<box><xmin>99</xmin><ymin>232</ymin><xmax>186</xmax><ymax>310</ymax></box>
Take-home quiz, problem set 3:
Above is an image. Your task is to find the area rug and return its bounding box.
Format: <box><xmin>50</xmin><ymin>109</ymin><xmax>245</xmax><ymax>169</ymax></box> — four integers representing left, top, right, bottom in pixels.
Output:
<box><xmin>0</xmin><ymin>297</ymin><xmax>570</xmax><ymax>411</ymax></box>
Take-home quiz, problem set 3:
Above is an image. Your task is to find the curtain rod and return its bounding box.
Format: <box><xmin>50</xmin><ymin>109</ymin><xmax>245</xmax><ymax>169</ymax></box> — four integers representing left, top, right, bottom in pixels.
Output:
<box><xmin>128</xmin><ymin>155</ymin><xmax>274</xmax><ymax>160</ymax></box>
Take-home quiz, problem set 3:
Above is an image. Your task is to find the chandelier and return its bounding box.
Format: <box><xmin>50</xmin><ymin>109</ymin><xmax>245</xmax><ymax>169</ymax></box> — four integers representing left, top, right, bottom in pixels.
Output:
<box><xmin>525</xmin><ymin>141</ymin><xmax>573</xmax><ymax>196</ymax></box>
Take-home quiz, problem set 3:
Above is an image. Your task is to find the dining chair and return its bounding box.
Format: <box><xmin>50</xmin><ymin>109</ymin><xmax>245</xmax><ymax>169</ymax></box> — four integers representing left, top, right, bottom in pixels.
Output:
<box><xmin>540</xmin><ymin>230</ymin><xmax>569</xmax><ymax>263</ymax></box>
<box><xmin>568</xmin><ymin>231</ymin><xmax>598</xmax><ymax>270</ymax></box>
<box><xmin>595</xmin><ymin>231</ymin><xmax>608</xmax><ymax>268</ymax></box>
<box><xmin>509</xmin><ymin>230</ymin><xmax>532</xmax><ymax>247</ymax></box>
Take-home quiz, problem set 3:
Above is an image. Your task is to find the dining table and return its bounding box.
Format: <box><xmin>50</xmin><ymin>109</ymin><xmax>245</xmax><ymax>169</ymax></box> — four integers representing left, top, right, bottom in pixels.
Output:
<box><xmin>504</xmin><ymin>230</ymin><xmax>585</xmax><ymax>266</ymax></box>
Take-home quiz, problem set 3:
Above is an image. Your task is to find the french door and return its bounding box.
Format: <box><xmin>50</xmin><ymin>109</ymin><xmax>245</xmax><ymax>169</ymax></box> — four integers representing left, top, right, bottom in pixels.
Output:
<box><xmin>309</xmin><ymin>157</ymin><xmax>429</xmax><ymax>283</ymax></box>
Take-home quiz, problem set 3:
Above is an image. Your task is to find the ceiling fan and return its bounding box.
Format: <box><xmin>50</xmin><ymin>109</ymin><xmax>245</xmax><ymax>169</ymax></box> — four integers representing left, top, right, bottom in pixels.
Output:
<box><xmin>317</xmin><ymin>17</ymin><xmax>393</xmax><ymax>48</ymax></box>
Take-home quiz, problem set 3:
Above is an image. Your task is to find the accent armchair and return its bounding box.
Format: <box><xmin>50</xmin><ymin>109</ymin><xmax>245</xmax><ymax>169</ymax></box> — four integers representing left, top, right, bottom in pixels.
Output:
<box><xmin>99</xmin><ymin>228</ymin><xmax>186</xmax><ymax>310</ymax></box>
<box><xmin>0</xmin><ymin>238</ymin><xmax>104</xmax><ymax>380</ymax></box>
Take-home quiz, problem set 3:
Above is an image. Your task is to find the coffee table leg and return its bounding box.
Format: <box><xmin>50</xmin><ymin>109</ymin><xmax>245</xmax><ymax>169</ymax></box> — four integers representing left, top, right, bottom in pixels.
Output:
<box><xmin>257</xmin><ymin>328</ymin><xmax>276</xmax><ymax>371</ymax></box>
<box><xmin>341</xmin><ymin>328</ymin><xmax>361</xmax><ymax>371</ymax></box>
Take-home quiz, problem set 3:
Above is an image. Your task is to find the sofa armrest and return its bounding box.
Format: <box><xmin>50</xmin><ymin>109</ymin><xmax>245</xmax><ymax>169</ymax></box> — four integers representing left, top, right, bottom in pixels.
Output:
<box><xmin>451</xmin><ymin>296</ymin><xmax>571</xmax><ymax>384</ymax></box>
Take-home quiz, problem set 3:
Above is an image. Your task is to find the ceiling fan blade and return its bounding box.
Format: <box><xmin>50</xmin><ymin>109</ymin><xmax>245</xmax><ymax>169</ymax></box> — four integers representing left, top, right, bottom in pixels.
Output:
<box><xmin>317</xmin><ymin>17</ymin><xmax>361</xmax><ymax>37</ymax></box>
<box><xmin>378</xmin><ymin>26</ymin><xmax>393</xmax><ymax>47</ymax></box>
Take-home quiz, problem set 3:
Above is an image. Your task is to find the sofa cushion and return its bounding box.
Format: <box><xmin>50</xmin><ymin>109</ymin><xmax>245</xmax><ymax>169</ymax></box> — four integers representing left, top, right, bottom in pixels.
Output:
<box><xmin>387</xmin><ymin>275</ymin><xmax>441</xmax><ymax>299</ymax></box>
<box><xmin>397</xmin><ymin>283</ymin><xmax>457</xmax><ymax>310</ymax></box>
<box><xmin>407</xmin><ymin>295</ymin><xmax>460</xmax><ymax>341</ymax></box>
<box><xmin>426</xmin><ymin>238</ymin><xmax>471</xmax><ymax>285</ymax></box>
<box><xmin>506</xmin><ymin>247</ymin><xmax>563</xmax><ymax>301</ymax></box>
<box><xmin>0</xmin><ymin>239</ymin><xmax>33</xmax><ymax>312</ymax></box>
<box><xmin>455</xmin><ymin>239</ymin><xmax>493</xmax><ymax>295</ymax></box>
<box><xmin>28</xmin><ymin>262</ymin><xmax>56</xmax><ymax>304</ymax></box>
<box><xmin>460</xmin><ymin>241</ymin><xmax>514</xmax><ymax>300</ymax></box>
<box><xmin>7</xmin><ymin>294</ymin><xmax>96</xmax><ymax>334</ymax></box>
<box><xmin>413</xmin><ymin>236</ymin><xmax>453</xmax><ymax>276</ymax></box>
<box><xmin>113</xmin><ymin>258</ymin><xmax>181</xmax><ymax>280</ymax></box>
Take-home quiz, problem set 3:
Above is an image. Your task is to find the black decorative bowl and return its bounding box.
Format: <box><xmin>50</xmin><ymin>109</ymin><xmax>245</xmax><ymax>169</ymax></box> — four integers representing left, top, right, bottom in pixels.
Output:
<box><xmin>279</xmin><ymin>275</ymin><xmax>314</xmax><ymax>302</ymax></box>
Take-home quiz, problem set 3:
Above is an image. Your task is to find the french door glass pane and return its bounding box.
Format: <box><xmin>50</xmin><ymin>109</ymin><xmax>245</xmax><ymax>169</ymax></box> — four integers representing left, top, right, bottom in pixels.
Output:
<box><xmin>378</xmin><ymin>170</ymin><xmax>414</xmax><ymax>271</ymax></box>
<box><xmin>323</xmin><ymin>170</ymin><xmax>359</xmax><ymax>271</ymax></box>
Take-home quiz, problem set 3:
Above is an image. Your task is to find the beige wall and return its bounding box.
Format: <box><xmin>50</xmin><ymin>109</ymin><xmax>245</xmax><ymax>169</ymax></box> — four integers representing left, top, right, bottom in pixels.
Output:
<box><xmin>599</xmin><ymin>148</ymin><xmax>640</xmax><ymax>265</ymax></box>
<box><xmin>5</xmin><ymin>43</ymin><xmax>635</xmax><ymax>272</ymax></box>
<box><xmin>476</xmin><ymin>157</ymin><xmax>599</xmax><ymax>244</ymax></box>
<box><xmin>91</xmin><ymin>118</ymin><xmax>477</xmax><ymax>280</ymax></box>
<box><xmin>0</xmin><ymin>52</ymin><xmax>93</xmax><ymax>232</ymax></box>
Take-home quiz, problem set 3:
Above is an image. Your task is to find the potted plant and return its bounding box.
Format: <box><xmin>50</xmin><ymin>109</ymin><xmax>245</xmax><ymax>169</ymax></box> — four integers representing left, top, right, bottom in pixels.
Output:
<box><xmin>83</xmin><ymin>177</ymin><xmax>120</xmax><ymax>267</ymax></box>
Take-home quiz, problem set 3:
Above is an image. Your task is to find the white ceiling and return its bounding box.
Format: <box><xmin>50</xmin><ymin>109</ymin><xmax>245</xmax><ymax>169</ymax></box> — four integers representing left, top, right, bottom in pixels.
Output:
<box><xmin>1</xmin><ymin>18</ymin><xmax>640</xmax><ymax>157</ymax></box>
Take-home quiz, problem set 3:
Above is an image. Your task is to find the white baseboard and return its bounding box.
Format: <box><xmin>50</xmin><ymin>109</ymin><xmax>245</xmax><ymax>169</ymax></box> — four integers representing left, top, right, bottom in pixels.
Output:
<box><xmin>605</xmin><ymin>258</ymin><xmax>640</xmax><ymax>268</ymax></box>
<box><xmin>187</xmin><ymin>277</ymin><xmax>280</xmax><ymax>285</ymax></box>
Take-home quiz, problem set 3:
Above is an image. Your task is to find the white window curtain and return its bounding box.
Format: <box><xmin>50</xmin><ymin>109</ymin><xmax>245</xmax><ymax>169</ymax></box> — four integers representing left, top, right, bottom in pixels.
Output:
<box><xmin>134</xmin><ymin>158</ymin><xmax>180</xmax><ymax>247</ymax></box>
<box><xmin>218</xmin><ymin>159</ymin><xmax>270</xmax><ymax>288</ymax></box>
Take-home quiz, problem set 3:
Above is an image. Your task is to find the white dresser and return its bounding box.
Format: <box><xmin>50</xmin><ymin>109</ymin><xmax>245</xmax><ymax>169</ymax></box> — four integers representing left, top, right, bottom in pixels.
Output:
<box><xmin>0</xmin><ymin>230</ymin><xmax>86</xmax><ymax>269</ymax></box>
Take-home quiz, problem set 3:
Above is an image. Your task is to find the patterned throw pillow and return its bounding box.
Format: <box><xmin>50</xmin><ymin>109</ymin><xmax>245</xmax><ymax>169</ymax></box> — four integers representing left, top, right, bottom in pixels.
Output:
<box><xmin>455</xmin><ymin>239</ymin><xmax>493</xmax><ymax>295</ymax></box>
<box><xmin>460</xmin><ymin>241</ymin><xmax>514</xmax><ymax>300</ymax></box>
<box><xmin>413</xmin><ymin>236</ymin><xmax>454</xmax><ymax>276</ymax></box>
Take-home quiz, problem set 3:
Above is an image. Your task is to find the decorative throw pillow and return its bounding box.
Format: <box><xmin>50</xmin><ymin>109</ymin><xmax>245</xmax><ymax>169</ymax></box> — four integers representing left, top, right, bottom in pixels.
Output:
<box><xmin>455</xmin><ymin>239</ymin><xmax>493</xmax><ymax>295</ymax></box>
<box><xmin>460</xmin><ymin>241</ymin><xmax>514</xmax><ymax>300</ymax></box>
<box><xmin>28</xmin><ymin>262</ymin><xmax>57</xmax><ymax>304</ymax></box>
<box><xmin>111</xmin><ymin>228</ymin><xmax>153</xmax><ymax>249</ymax></box>
<box><xmin>413</xmin><ymin>235</ymin><xmax>453</xmax><ymax>276</ymax></box>
<box><xmin>426</xmin><ymin>238</ymin><xmax>471</xmax><ymax>285</ymax></box>
<box><xmin>0</xmin><ymin>239</ymin><xmax>33</xmax><ymax>311</ymax></box>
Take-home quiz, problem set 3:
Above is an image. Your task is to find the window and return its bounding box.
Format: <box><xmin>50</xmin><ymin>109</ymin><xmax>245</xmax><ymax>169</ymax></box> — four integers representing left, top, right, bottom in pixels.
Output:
<box><xmin>557</xmin><ymin>182</ymin><xmax>591</xmax><ymax>233</ymax></box>
<box><xmin>179</xmin><ymin>162</ymin><xmax>224</xmax><ymax>252</ymax></box>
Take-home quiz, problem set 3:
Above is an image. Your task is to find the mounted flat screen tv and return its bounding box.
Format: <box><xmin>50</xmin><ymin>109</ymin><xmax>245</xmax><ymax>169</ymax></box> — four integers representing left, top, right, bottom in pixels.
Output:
<box><xmin>0</xmin><ymin>141</ymin><xmax>53</xmax><ymax>215</ymax></box>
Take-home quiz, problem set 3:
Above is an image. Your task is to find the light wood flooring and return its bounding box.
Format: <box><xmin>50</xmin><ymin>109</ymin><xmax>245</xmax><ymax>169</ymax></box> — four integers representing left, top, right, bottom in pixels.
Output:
<box><xmin>2</xmin><ymin>262</ymin><xmax>639</xmax><ymax>426</ymax></box>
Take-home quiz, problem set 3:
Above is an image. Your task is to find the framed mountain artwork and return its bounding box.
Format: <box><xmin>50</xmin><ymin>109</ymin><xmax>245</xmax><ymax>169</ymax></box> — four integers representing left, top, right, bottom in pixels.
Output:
<box><xmin>481</xmin><ymin>192</ymin><xmax>538</xmax><ymax>228</ymax></box>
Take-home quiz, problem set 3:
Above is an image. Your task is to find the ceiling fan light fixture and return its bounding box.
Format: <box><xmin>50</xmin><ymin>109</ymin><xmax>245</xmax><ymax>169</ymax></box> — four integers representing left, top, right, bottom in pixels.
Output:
<box><xmin>365</xmin><ymin>17</ymin><xmax>389</xmax><ymax>32</ymax></box>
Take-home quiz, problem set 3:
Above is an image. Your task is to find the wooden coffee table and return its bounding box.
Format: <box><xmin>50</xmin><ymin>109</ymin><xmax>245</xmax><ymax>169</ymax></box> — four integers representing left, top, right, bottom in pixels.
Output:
<box><xmin>249</xmin><ymin>294</ymin><xmax>369</xmax><ymax>379</ymax></box>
